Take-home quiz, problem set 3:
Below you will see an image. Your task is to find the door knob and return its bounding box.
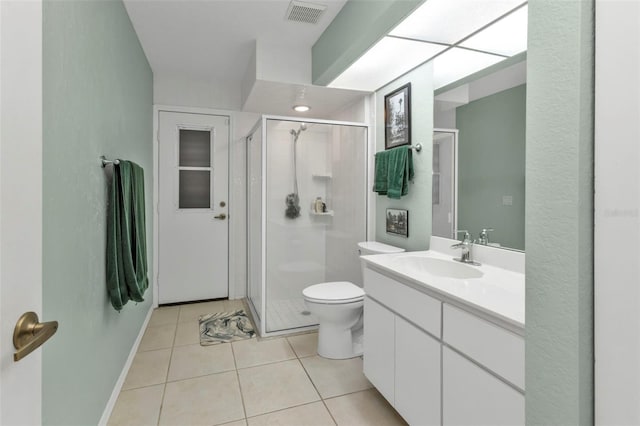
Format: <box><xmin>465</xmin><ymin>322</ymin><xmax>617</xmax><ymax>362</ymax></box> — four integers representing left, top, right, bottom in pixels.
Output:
<box><xmin>214</xmin><ymin>213</ymin><xmax>227</xmax><ymax>220</ymax></box>
<box><xmin>13</xmin><ymin>312</ymin><xmax>58</xmax><ymax>362</ymax></box>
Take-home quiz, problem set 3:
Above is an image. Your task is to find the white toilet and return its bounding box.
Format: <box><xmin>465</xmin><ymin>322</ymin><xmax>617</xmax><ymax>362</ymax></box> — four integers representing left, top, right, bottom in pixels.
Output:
<box><xmin>302</xmin><ymin>241</ymin><xmax>405</xmax><ymax>359</ymax></box>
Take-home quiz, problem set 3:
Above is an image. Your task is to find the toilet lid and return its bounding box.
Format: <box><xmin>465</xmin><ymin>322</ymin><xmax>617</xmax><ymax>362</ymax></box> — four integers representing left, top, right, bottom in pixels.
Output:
<box><xmin>303</xmin><ymin>281</ymin><xmax>365</xmax><ymax>302</ymax></box>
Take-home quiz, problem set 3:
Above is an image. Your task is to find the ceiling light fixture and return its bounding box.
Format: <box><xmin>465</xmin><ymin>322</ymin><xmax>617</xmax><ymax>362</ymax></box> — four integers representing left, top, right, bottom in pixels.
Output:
<box><xmin>329</xmin><ymin>37</ymin><xmax>446</xmax><ymax>91</ymax></box>
<box><xmin>329</xmin><ymin>0</ymin><xmax>527</xmax><ymax>92</ymax></box>
<box><xmin>432</xmin><ymin>48</ymin><xmax>504</xmax><ymax>89</ymax></box>
<box><xmin>459</xmin><ymin>5</ymin><xmax>528</xmax><ymax>56</ymax></box>
<box><xmin>293</xmin><ymin>105</ymin><xmax>311</xmax><ymax>112</ymax></box>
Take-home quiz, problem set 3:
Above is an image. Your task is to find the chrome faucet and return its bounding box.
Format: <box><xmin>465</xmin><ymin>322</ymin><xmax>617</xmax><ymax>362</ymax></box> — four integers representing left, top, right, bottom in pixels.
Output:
<box><xmin>451</xmin><ymin>230</ymin><xmax>481</xmax><ymax>266</ymax></box>
<box><xmin>477</xmin><ymin>228</ymin><xmax>494</xmax><ymax>245</ymax></box>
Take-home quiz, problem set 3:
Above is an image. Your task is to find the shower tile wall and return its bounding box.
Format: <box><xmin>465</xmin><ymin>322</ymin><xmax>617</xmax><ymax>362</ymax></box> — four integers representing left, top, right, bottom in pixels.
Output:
<box><xmin>265</xmin><ymin>121</ymin><xmax>330</xmax><ymax>331</ymax></box>
<box><xmin>325</xmin><ymin>125</ymin><xmax>367</xmax><ymax>286</ymax></box>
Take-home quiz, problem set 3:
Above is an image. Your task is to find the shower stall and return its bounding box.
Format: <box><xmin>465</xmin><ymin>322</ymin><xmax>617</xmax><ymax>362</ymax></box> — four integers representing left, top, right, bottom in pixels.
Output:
<box><xmin>246</xmin><ymin>116</ymin><xmax>368</xmax><ymax>337</ymax></box>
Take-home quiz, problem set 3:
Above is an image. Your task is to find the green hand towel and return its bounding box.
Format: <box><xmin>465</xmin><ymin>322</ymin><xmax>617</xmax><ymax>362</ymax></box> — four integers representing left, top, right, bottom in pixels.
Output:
<box><xmin>374</xmin><ymin>150</ymin><xmax>390</xmax><ymax>195</ymax></box>
<box><xmin>387</xmin><ymin>146</ymin><xmax>414</xmax><ymax>199</ymax></box>
<box><xmin>106</xmin><ymin>161</ymin><xmax>148</xmax><ymax>311</ymax></box>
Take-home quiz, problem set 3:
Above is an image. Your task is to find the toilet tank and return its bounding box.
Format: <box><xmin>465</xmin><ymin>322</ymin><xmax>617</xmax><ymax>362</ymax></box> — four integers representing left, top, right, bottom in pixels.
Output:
<box><xmin>357</xmin><ymin>241</ymin><xmax>405</xmax><ymax>256</ymax></box>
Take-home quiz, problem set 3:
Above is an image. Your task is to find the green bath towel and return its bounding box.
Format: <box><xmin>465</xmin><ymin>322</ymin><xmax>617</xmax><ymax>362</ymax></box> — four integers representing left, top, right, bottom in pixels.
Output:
<box><xmin>373</xmin><ymin>150</ymin><xmax>390</xmax><ymax>195</ymax></box>
<box><xmin>106</xmin><ymin>160</ymin><xmax>148</xmax><ymax>311</ymax></box>
<box><xmin>387</xmin><ymin>147</ymin><xmax>414</xmax><ymax>199</ymax></box>
<box><xmin>374</xmin><ymin>147</ymin><xmax>414</xmax><ymax>199</ymax></box>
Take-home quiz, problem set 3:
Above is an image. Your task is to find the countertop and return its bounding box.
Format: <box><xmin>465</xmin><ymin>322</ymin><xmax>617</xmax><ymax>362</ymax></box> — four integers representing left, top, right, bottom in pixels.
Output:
<box><xmin>361</xmin><ymin>250</ymin><xmax>525</xmax><ymax>332</ymax></box>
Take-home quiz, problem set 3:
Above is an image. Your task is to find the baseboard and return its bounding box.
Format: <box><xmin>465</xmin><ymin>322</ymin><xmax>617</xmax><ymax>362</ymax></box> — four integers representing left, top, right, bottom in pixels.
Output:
<box><xmin>98</xmin><ymin>306</ymin><xmax>154</xmax><ymax>426</ymax></box>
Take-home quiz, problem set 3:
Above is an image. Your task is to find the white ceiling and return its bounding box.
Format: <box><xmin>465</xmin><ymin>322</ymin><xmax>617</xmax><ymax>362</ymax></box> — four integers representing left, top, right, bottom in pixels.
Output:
<box><xmin>242</xmin><ymin>80</ymin><xmax>369</xmax><ymax>118</ymax></box>
<box><xmin>123</xmin><ymin>0</ymin><xmax>347</xmax><ymax>85</ymax></box>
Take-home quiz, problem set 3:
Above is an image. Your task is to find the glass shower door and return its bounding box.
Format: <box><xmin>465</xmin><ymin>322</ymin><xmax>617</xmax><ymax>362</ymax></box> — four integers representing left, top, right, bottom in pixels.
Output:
<box><xmin>264</xmin><ymin>119</ymin><xmax>367</xmax><ymax>333</ymax></box>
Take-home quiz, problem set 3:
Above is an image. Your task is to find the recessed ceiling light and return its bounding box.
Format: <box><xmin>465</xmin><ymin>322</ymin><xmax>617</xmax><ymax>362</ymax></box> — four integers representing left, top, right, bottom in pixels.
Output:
<box><xmin>293</xmin><ymin>105</ymin><xmax>310</xmax><ymax>112</ymax></box>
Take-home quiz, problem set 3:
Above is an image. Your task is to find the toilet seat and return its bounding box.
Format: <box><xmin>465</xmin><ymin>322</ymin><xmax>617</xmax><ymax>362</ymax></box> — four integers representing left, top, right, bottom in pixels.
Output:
<box><xmin>303</xmin><ymin>281</ymin><xmax>364</xmax><ymax>305</ymax></box>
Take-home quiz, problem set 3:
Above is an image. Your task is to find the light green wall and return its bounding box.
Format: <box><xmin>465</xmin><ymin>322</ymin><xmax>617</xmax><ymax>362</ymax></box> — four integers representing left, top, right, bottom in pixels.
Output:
<box><xmin>526</xmin><ymin>0</ymin><xmax>594</xmax><ymax>424</ymax></box>
<box><xmin>312</xmin><ymin>0</ymin><xmax>423</xmax><ymax>86</ymax></box>
<box><xmin>375</xmin><ymin>62</ymin><xmax>433</xmax><ymax>251</ymax></box>
<box><xmin>457</xmin><ymin>84</ymin><xmax>526</xmax><ymax>250</ymax></box>
<box><xmin>42</xmin><ymin>0</ymin><xmax>153</xmax><ymax>424</ymax></box>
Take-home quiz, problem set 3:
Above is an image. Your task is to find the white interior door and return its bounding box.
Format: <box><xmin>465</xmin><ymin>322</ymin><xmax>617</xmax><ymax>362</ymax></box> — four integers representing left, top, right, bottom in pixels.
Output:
<box><xmin>158</xmin><ymin>111</ymin><xmax>230</xmax><ymax>304</ymax></box>
<box><xmin>0</xmin><ymin>0</ymin><xmax>44</xmax><ymax>423</ymax></box>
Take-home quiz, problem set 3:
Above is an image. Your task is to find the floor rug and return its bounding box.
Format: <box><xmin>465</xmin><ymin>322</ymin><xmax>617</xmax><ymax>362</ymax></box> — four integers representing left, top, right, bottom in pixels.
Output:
<box><xmin>199</xmin><ymin>309</ymin><xmax>256</xmax><ymax>345</ymax></box>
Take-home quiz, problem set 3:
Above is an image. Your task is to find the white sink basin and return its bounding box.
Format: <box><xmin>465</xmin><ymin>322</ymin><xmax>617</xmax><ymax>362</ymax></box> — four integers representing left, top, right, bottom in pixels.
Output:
<box><xmin>392</xmin><ymin>255</ymin><xmax>484</xmax><ymax>279</ymax></box>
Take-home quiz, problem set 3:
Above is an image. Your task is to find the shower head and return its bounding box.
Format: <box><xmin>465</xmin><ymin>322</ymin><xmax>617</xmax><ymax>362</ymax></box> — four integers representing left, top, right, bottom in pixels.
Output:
<box><xmin>290</xmin><ymin>123</ymin><xmax>308</xmax><ymax>140</ymax></box>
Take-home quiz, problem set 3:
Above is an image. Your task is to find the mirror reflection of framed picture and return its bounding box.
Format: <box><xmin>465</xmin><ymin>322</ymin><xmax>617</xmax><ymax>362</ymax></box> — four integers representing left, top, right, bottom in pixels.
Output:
<box><xmin>386</xmin><ymin>208</ymin><xmax>409</xmax><ymax>237</ymax></box>
<box><xmin>384</xmin><ymin>83</ymin><xmax>411</xmax><ymax>150</ymax></box>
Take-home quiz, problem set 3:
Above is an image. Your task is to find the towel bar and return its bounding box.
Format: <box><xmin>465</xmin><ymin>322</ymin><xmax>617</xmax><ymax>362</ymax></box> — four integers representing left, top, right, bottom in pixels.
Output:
<box><xmin>100</xmin><ymin>156</ymin><xmax>120</xmax><ymax>167</ymax></box>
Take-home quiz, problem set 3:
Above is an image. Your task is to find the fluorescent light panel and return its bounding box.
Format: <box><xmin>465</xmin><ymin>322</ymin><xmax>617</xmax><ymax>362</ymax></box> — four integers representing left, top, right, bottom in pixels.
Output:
<box><xmin>329</xmin><ymin>37</ymin><xmax>446</xmax><ymax>91</ymax></box>
<box><xmin>390</xmin><ymin>0</ymin><xmax>526</xmax><ymax>45</ymax></box>
<box><xmin>460</xmin><ymin>6</ymin><xmax>528</xmax><ymax>56</ymax></box>
<box><xmin>433</xmin><ymin>48</ymin><xmax>505</xmax><ymax>89</ymax></box>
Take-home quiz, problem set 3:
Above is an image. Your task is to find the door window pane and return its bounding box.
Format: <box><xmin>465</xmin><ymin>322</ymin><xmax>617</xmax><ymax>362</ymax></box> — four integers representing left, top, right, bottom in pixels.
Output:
<box><xmin>179</xmin><ymin>129</ymin><xmax>211</xmax><ymax>167</ymax></box>
<box><xmin>179</xmin><ymin>170</ymin><xmax>210</xmax><ymax>208</ymax></box>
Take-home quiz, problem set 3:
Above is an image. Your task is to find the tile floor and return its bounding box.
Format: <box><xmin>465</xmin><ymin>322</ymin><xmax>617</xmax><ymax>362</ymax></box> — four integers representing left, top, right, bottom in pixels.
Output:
<box><xmin>108</xmin><ymin>300</ymin><xmax>407</xmax><ymax>426</ymax></box>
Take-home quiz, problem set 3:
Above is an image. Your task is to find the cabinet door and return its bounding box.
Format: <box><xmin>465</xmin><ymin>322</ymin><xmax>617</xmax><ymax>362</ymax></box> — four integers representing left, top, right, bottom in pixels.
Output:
<box><xmin>396</xmin><ymin>317</ymin><xmax>441</xmax><ymax>426</ymax></box>
<box><xmin>443</xmin><ymin>347</ymin><xmax>524</xmax><ymax>426</ymax></box>
<box><xmin>363</xmin><ymin>297</ymin><xmax>395</xmax><ymax>405</ymax></box>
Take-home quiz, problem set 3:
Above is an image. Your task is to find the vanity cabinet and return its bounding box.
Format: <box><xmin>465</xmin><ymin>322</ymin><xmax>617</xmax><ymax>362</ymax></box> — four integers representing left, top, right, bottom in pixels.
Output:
<box><xmin>362</xmin><ymin>264</ymin><xmax>524</xmax><ymax>426</ymax></box>
<box><xmin>395</xmin><ymin>316</ymin><xmax>441</xmax><ymax>426</ymax></box>
<box><xmin>363</xmin><ymin>268</ymin><xmax>442</xmax><ymax>425</ymax></box>
<box><xmin>362</xmin><ymin>297</ymin><xmax>395</xmax><ymax>403</ymax></box>
<box><xmin>441</xmin><ymin>303</ymin><xmax>524</xmax><ymax>426</ymax></box>
<box><xmin>443</xmin><ymin>347</ymin><xmax>524</xmax><ymax>426</ymax></box>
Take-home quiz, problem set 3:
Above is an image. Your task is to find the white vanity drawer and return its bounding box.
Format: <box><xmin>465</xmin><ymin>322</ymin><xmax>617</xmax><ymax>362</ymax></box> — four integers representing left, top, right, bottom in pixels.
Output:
<box><xmin>364</xmin><ymin>267</ymin><xmax>441</xmax><ymax>338</ymax></box>
<box><xmin>443</xmin><ymin>303</ymin><xmax>524</xmax><ymax>390</ymax></box>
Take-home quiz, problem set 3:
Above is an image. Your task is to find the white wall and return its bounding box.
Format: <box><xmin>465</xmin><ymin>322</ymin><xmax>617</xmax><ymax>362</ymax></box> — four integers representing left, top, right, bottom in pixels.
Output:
<box><xmin>594</xmin><ymin>1</ymin><xmax>640</xmax><ymax>424</ymax></box>
<box><xmin>329</xmin><ymin>97</ymin><xmax>368</xmax><ymax>123</ymax></box>
<box><xmin>154</xmin><ymin>73</ymin><xmax>243</xmax><ymax>111</ymax></box>
<box><xmin>256</xmin><ymin>41</ymin><xmax>311</xmax><ymax>85</ymax></box>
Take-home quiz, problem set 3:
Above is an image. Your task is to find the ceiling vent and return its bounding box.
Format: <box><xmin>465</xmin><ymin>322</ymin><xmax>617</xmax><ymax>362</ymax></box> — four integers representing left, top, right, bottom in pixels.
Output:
<box><xmin>285</xmin><ymin>1</ymin><xmax>327</xmax><ymax>24</ymax></box>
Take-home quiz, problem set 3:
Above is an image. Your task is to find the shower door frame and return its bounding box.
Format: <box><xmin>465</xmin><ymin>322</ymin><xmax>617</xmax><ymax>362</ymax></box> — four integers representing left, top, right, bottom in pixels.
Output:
<box><xmin>432</xmin><ymin>128</ymin><xmax>459</xmax><ymax>239</ymax></box>
<box><xmin>246</xmin><ymin>114</ymin><xmax>370</xmax><ymax>338</ymax></box>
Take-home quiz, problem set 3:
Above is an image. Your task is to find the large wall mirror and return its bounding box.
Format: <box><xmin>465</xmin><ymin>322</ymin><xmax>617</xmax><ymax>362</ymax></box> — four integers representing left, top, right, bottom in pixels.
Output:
<box><xmin>433</xmin><ymin>59</ymin><xmax>526</xmax><ymax>251</ymax></box>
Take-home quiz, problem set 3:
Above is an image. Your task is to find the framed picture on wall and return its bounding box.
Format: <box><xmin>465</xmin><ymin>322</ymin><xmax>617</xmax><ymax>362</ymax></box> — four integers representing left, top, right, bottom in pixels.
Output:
<box><xmin>386</xmin><ymin>208</ymin><xmax>409</xmax><ymax>237</ymax></box>
<box><xmin>384</xmin><ymin>83</ymin><xmax>411</xmax><ymax>150</ymax></box>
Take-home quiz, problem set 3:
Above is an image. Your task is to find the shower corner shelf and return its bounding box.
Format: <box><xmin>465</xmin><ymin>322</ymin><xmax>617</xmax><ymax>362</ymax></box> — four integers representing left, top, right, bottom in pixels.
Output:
<box><xmin>312</xmin><ymin>173</ymin><xmax>332</xmax><ymax>179</ymax></box>
<box><xmin>310</xmin><ymin>210</ymin><xmax>334</xmax><ymax>217</ymax></box>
